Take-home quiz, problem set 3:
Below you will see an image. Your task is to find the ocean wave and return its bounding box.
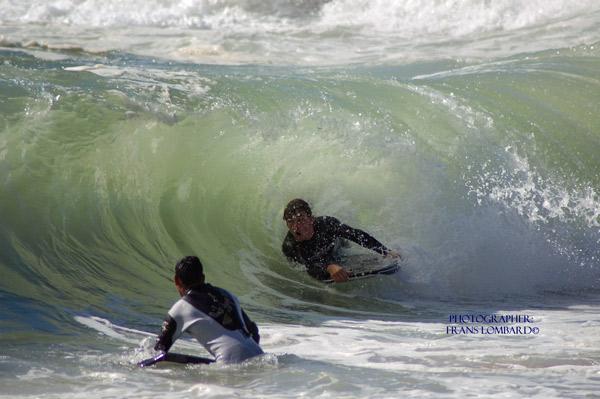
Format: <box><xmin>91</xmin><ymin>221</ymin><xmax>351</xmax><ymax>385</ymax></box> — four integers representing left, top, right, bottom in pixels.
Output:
<box><xmin>1</xmin><ymin>46</ymin><xmax>599</xmax><ymax>323</ymax></box>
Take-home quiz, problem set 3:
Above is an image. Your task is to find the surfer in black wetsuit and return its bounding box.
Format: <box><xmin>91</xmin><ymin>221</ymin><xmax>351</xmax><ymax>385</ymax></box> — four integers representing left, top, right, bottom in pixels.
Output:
<box><xmin>153</xmin><ymin>256</ymin><xmax>263</xmax><ymax>364</ymax></box>
<box><xmin>282</xmin><ymin>198</ymin><xmax>401</xmax><ymax>283</ymax></box>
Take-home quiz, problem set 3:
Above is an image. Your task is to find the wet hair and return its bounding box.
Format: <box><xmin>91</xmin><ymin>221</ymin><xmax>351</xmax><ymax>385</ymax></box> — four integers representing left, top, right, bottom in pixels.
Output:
<box><xmin>283</xmin><ymin>198</ymin><xmax>312</xmax><ymax>221</ymax></box>
<box><xmin>175</xmin><ymin>256</ymin><xmax>205</xmax><ymax>288</ymax></box>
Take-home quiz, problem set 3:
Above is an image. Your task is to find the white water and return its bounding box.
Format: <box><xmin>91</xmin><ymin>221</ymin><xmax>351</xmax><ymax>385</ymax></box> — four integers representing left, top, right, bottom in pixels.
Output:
<box><xmin>4</xmin><ymin>305</ymin><xmax>600</xmax><ymax>398</ymax></box>
<box><xmin>1</xmin><ymin>0</ymin><xmax>599</xmax><ymax>64</ymax></box>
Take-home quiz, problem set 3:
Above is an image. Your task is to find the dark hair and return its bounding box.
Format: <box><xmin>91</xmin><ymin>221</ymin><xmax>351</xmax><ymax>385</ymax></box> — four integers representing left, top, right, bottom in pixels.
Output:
<box><xmin>283</xmin><ymin>198</ymin><xmax>312</xmax><ymax>221</ymax></box>
<box><xmin>175</xmin><ymin>256</ymin><xmax>205</xmax><ymax>288</ymax></box>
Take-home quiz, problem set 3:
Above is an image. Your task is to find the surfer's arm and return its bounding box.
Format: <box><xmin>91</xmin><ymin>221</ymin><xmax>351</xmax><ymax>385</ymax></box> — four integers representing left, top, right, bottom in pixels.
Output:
<box><xmin>282</xmin><ymin>233</ymin><xmax>303</xmax><ymax>263</ymax></box>
<box><xmin>241</xmin><ymin>309</ymin><xmax>260</xmax><ymax>344</ymax></box>
<box><xmin>282</xmin><ymin>227</ymin><xmax>343</xmax><ymax>280</ymax></box>
<box><xmin>154</xmin><ymin>315</ymin><xmax>181</xmax><ymax>353</ymax></box>
<box><xmin>305</xmin><ymin>261</ymin><xmax>334</xmax><ymax>280</ymax></box>
<box><xmin>334</xmin><ymin>219</ymin><xmax>391</xmax><ymax>256</ymax></box>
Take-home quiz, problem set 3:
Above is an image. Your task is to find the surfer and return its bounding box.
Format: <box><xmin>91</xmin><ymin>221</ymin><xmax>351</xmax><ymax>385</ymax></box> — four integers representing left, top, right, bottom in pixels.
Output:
<box><xmin>153</xmin><ymin>256</ymin><xmax>263</xmax><ymax>363</ymax></box>
<box><xmin>282</xmin><ymin>198</ymin><xmax>401</xmax><ymax>283</ymax></box>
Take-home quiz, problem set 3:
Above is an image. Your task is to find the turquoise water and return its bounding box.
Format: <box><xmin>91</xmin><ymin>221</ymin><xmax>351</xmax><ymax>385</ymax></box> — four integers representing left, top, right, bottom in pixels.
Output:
<box><xmin>1</xmin><ymin>1</ymin><xmax>600</xmax><ymax>397</ymax></box>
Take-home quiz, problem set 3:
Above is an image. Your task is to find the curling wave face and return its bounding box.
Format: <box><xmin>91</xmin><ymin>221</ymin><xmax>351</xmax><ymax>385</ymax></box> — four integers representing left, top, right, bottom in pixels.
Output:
<box><xmin>1</xmin><ymin>39</ymin><xmax>600</xmax><ymax>336</ymax></box>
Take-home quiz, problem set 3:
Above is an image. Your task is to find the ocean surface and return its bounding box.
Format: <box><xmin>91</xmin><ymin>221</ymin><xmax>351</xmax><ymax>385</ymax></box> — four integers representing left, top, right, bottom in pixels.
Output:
<box><xmin>1</xmin><ymin>1</ymin><xmax>600</xmax><ymax>397</ymax></box>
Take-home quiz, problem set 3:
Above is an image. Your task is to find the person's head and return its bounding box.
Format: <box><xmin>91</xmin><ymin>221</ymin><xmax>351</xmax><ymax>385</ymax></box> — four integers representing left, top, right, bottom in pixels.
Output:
<box><xmin>283</xmin><ymin>198</ymin><xmax>315</xmax><ymax>241</ymax></box>
<box><xmin>174</xmin><ymin>256</ymin><xmax>205</xmax><ymax>296</ymax></box>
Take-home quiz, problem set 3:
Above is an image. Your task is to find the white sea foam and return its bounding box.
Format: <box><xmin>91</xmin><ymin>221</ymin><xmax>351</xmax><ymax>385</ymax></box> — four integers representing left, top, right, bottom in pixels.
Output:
<box><xmin>47</xmin><ymin>311</ymin><xmax>600</xmax><ymax>398</ymax></box>
<box><xmin>0</xmin><ymin>0</ymin><xmax>595</xmax><ymax>34</ymax></box>
<box><xmin>1</xmin><ymin>0</ymin><xmax>599</xmax><ymax>64</ymax></box>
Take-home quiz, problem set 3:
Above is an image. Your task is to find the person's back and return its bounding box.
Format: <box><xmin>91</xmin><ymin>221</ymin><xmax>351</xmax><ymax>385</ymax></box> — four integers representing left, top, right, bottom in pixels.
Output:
<box><xmin>154</xmin><ymin>256</ymin><xmax>263</xmax><ymax>363</ymax></box>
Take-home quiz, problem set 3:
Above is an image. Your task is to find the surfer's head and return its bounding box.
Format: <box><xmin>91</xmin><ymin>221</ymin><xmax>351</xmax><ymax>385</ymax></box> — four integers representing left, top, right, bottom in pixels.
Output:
<box><xmin>174</xmin><ymin>256</ymin><xmax>205</xmax><ymax>296</ymax></box>
<box><xmin>284</xmin><ymin>198</ymin><xmax>315</xmax><ymax>241</ymax></box>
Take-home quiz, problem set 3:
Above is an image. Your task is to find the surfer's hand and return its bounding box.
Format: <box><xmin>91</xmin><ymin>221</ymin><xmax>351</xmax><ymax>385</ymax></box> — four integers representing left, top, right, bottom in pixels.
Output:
<box><xmin>327</xmin><ymin>264</ymin><xmax>349</xmax><ymax>283</ymax></box>
<box><xmin>385</xmin><ymin>250</ymin><xmax>402</xmax><ymax>260</ymax></box>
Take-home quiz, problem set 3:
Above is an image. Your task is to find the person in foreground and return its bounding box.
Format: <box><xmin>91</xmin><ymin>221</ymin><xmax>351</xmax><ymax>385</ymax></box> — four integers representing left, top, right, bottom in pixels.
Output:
<box><xmin>152</xmin><ymin>256</ymin><xmax>263</xmax><ymax>364</ymax></box>
<box><xmin>282</xmin><ymin>198</ymin><xmax>401</xmax><ymax>283</ymax></box>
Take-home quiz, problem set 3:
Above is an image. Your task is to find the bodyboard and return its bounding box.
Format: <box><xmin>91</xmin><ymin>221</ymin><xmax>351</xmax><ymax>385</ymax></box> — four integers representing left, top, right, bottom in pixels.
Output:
<box><xmin>322</xmin><ymin>254</ymin><xmax>400</xmax><ymax>284</ymax></box>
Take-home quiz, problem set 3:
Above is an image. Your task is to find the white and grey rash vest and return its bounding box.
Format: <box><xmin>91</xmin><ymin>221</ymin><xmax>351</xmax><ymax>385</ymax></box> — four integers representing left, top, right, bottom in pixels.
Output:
<box><xmin>154</xmin><ymin>283</ymin><xmax>263</xmax><ymax>363</ymax></box>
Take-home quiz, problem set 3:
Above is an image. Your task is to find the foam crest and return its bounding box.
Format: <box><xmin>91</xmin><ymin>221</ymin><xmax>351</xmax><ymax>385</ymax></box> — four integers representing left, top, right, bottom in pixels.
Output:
<box><xmin>318</xmin><ymin>0</ymin><xmax>599</xmax><ymax>38</ymax></box>
<box><xmin>1</xmin><ymin>0</ymin><xmax>599</xmax><ymax>64</ymax></box>
<box><xmin>1</xmin><ymin>0</ymin><xmax>598</xmax><ymax>37</ymax></box>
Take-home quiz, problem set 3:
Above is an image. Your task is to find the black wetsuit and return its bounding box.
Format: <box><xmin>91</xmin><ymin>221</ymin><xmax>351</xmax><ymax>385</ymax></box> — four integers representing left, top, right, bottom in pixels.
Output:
<box><xmin>154</xmin><ymin>283</ymin><xmax>263</xmax><ymax>363</ymax></box>
<box><xmin>282</xmin><ymin>216</ymin><xmax>390</xmax><ymax>280</ymax></box>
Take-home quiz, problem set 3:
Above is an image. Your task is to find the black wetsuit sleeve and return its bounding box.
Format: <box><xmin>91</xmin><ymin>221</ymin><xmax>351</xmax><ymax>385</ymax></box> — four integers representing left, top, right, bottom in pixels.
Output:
<box><xmin>283</xmin><ymin>234</ymin><xmax>329</xmax><ymax>279</ymax></box>
<box><xmin>154</xmin><ymin>315</ymin><xmax>177</xmax><ymax>353</ymax></box>
<box><xmin>282</xmin><ymin>233</ymin><xmax>300</xmax><ymax>262</ymax></box>
<box><xmin>305</xmin><ymin>262</ymin><xmax>332</xmax><ymax>280</ymax></box>
<box><xmin>333</xmin><ymin>219</ymin><xmax>390</xmax><ymax>255</ymax></box>
<box><xmin>241</xmin><ymin>310</ymin><xmax>260</xmax><ymax>344</ymax></box>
